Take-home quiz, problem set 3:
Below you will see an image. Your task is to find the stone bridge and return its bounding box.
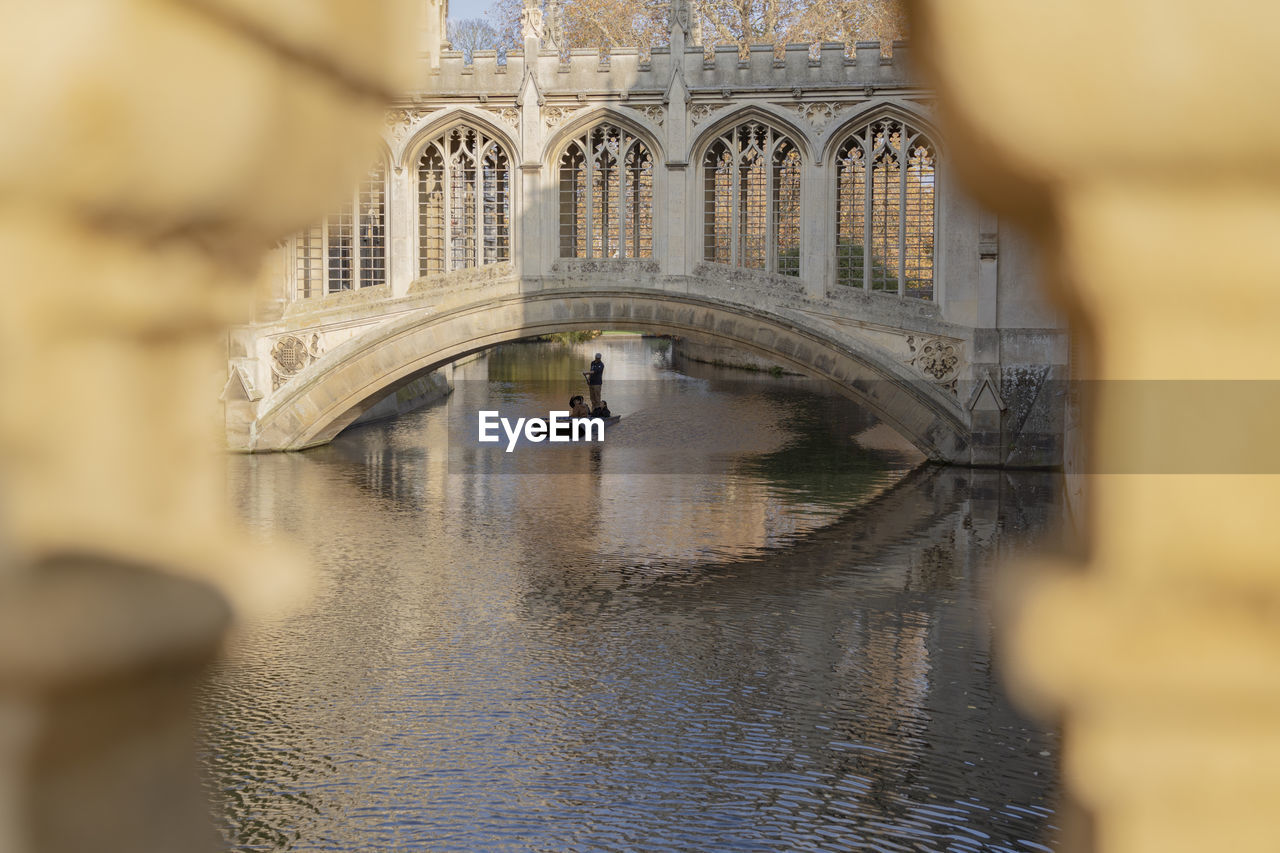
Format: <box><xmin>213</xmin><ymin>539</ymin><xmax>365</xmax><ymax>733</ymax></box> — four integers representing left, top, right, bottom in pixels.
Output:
<box><xmin>223</xmin><ymin>5</ymin><xmax>1067</xmax><ymax>467</ymax></box>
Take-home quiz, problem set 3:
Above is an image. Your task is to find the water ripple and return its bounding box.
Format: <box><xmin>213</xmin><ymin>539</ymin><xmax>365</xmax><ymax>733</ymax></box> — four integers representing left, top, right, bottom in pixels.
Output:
<box><xmin>200</xmin><ymin>338</ymin><xmax>1061</xmax><ymax>851</ymax></box>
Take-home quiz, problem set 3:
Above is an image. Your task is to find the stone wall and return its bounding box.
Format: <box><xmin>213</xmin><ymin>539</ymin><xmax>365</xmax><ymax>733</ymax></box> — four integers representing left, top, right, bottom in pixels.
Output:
<box><xmin>348</xmin><ymin>370</ymin><xmax>453</xmax><ymax>427</ymax></box>
<box><xmin>672</xmin><ymin>336</ymin><xmax>795</xmax><ymax>374</ymax></box>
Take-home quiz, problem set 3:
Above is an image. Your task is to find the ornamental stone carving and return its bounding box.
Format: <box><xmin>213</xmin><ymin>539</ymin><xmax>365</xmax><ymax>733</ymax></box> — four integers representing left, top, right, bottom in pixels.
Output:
<box><xmin>543</xmin><ymin>105</ymin><xmax>581</xmax><ymax>128</ymax></box>
<box><xmin>673</xmin><ymin>0</ymin><xmax>692</xmax><ymax>37</ymax></box>
<box><xmin>907</xmin><ymin>336</ymin><xmax>961</xmax><ymax>386</ymax></box>
<box><xmin>271</xmin><ymin>333</ymin><xmax>324</xmax><ymax>390</ymax></box>
<box><xmin>796</xmin><ymin>102</ymin><xmax>847</xmax><ymax>128</ymax></box>
<box><xmin>386</xmin><ymin>107</ymin><xmax>432</xmax><ymax>141</ymax></box>
<box><xmin>519</xmin><ymin>3</ymin><xmax>545</xmax><ymax>41</ymax></box>
<box><xmin>482</xmin><ymin>106</ymin><xmax>521</xmax><ymax>128</ymax></box>
<box><xmin>689</xmin><ymin>104</ymin><xmax>716</xmax><ymax>125</ymax></box>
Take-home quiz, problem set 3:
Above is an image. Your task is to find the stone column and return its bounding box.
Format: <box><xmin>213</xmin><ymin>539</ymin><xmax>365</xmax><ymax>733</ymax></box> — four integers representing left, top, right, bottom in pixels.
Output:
<box><xmin>517</xmin><ymin>51</ymin><xmax>547</xmax><ymax>281</ymax></box>
<box><xmin>801</xmin><ymin>158</ymin><xmax>829</xmax><ymax>298</ymax></box>
<box><xmin>0</xmin><ymin>1</ymin><xmax>415</xmax><ymax>850</ymax></box>
<box><xmin>664</xmin><ymin>0</ymin><xmax>692</xmax><ymax>278</ymax></box>
<box><xmin>389</xmin><ymin>155</ymin><xmax>419</xmax><ymax>296</ymax></box>
<box><xmin>662</xmin><ymin>98</ymin><xmax>692</xmax><ymax>277</ymax></box>
<box><xmin>908</xmin><ymin>0</ymin><xmax>1280</xmax><ymax>850</ymax></box>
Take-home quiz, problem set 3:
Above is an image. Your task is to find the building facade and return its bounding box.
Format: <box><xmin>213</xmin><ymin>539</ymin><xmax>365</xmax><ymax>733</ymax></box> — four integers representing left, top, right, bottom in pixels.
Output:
<box><xmin>226</xmin><ymin>1</ymin><xmax>1067</xmax><ymax>466</ymax></box>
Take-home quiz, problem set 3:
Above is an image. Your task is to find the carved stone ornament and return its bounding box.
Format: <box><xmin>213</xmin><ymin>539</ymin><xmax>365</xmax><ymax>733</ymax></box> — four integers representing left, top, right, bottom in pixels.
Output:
<box><xmin>907</xmin><ymin>336</ymin><xmax>961</xmax><ymax>386</ymax></box>
<box><xmin>674</xmin><ymin>0</ymin><xmax>691</xmax><ymax>36</ymax></box>
<box><xmin>543</xmin><ymin>105</ymin><xmax>581</xmax><ymax>128</ymax></box>
<box><xmin>627</xmin><ymin>104</ymin><xmax>664</xmax><ymax>126</ymax></box>
<box><xmin>386</xmin><ymin>107</ymin><xmax>432</xmax><ymax>141</ymax></box>
<box><xmin>797</xmin><ymin>101</ymin><xmax>846</xmax><ymax>128</ymax></box>
<box><xmin>482</xmin><ymin>106</ymin><xmax>521</xmax><ymax>129</ymax></box>
<box><xmin>271</xmin><ymin>333</ymin><xmax>324</xmax><ymax>391</ymax></box>
<box><xmin>689</xmin><ymin>104</ymin><xmax>716</xmax><ymax>125</ymax></box>
<box><xmin>520</xmin><ymin>4</ymin><xmax>545</xmax><ymax>41</ymax></box>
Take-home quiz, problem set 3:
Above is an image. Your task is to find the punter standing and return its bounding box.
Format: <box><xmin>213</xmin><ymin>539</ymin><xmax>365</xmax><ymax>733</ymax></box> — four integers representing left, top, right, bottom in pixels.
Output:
<box><xmin>583</xmin><ymin>352</ymin><xmax>604</xmax><ymax>412</ymax></box>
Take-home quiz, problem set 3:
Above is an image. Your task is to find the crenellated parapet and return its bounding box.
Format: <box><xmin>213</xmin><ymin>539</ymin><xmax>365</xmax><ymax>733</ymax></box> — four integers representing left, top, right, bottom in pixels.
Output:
<box><xmin>415</xmin><ymin>40</ymin><xmax>914</xmax><ymax>102</ymax></box>
<box><xmin>381</xmin><ymin>40</ymin><xmax>931</xmax><ymax>176</ymax></box>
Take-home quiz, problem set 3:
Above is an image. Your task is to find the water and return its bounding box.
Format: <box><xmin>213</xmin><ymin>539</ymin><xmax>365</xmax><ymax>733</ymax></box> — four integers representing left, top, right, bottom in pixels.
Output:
<box><xmin>202</xmin><ymin>336</ymin><xmax>1062</xmax><ymax>852</ymax></box>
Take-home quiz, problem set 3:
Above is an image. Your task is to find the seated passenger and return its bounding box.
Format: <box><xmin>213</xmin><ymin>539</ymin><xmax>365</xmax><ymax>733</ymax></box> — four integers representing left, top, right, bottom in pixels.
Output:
<box><xmin>570</xmin><ymin>395</ymin><xmax>592</xmax><ymax>418</ymax></box>
<box><xmin>597</xmin><ymin>400</ymin><xmax>611</xmax><ymax>418</ymax></box>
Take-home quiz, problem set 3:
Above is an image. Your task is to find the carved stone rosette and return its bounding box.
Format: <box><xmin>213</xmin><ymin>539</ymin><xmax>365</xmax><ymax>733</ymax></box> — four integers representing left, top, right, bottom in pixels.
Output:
<box><xmin>270</xmin><ymin>332</ymin><xmax>324</xmax><ymax>391</ymax></box>
<box><xmin>907</xmin><ymin>336</ymin><xmax>961</xmax><ymax>394</ymax></box>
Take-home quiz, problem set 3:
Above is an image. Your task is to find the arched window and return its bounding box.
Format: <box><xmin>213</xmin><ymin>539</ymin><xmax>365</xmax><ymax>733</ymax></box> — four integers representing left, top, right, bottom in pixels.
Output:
<box><xmin>559</xmin><ymin>124</ymin><xmax>654</xmax><ymax>259</ymax></box>
<box><xmin>295</xmin><ymin>162</ymin><xmax>387</xmax><ymax>299</ymax></box>
<box><xmin>417</xmin><ymin>126</ymin><xmax>511</xmax><ymax>276</ymax></box>
<box><xmin>702</xmin><ymin>121</ymin><xmax>801</xmax><ymax>276</ymax></box>
<box><xmin>836</xmin><ymin>117</ymin><xmax>936</xmax><ymax>299</ymax></box>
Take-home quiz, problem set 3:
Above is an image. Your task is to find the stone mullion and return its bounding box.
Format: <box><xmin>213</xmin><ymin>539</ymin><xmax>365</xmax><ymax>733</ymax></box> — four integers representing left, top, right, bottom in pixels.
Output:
<box><xmin>350</xmin><ymin>184</ymin><xmax>361</xmax><ymax>291</ymax></box>
<box><xmin>442</xmin><ymin>149</ymin><xmax>454</xmax><ymax>273</ymax></box>
<box><xmin>862</xmin><ymin>130</ymin><xmax>874</xmax><ymax>290</ymax></box>
<box><xmin>898</xmin><ymin>137</ymin><xmax>908</xmax><ymax>297</ymax></box>
<box><xmin>765</xmin><ymin>135</ymin><xmax>777</xmax><ymax>274</ymax></box>
<box><xmin>730</xmin><ymin>133</ymin><xmax>741</xmax><ymax>268</ymax></box>
<box><xmin>584</xmin><ymin>136</ymin><xmax>595</xmax><ymax>259</ymax></box>
<box><xmin>322</xmin><ymin>212</ymin><xmax>333</xmax><ymax>295</ymax></box>
<box><xmin>619</xmin><ymin>136</ymin><xmax>630</xmax><ymax>258</ymax></box>
<box><xmin>803</xmin><ymin>155</ymin><xmax>827</xmax><ymax>297</ymax></box>
<box><xmin>473</xmin><ymin>139</ymin><xmax>484</xmax><ymax>268</ymax></box>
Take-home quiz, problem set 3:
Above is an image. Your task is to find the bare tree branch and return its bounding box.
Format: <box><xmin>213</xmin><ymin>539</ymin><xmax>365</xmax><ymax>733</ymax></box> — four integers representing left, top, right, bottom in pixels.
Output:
<box><xmin>470</xmin><ymin>0</ymin><xmax>904</xmax><ymax>56</ymax></box>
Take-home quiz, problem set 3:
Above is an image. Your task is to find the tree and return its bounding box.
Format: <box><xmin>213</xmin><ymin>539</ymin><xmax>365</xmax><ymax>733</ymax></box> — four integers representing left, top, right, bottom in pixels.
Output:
<box><xmin>784</xmin><ymin>0</ymin><xmax>905</xmax><ymax>48</ymax></box>
<box><xmin>447</xmin><ymin>17</ymin><xmax>503</xmax><ymax>61</ymax></box>
<box><xmin>483</xmin><ymin>0</ymin><xmax>904</xmax><ymax>53</ymax></box>
<box><xmin>557</xmin><ymin>0</ymin><xmax>668</xmax><ymax>50</ymax></box>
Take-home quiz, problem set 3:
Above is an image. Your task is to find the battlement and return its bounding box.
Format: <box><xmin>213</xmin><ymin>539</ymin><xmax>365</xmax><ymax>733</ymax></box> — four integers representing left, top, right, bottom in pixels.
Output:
<box><xmin>413</xmin><ymin>40</ymin><xmax>916</xmax><ymax>98</ymax></box>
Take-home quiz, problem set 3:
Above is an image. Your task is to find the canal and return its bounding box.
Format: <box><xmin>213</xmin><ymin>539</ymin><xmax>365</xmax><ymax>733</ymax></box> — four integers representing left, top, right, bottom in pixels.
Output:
<box><xmin>202</xmin><ymin>336</ymin><xmax>1062</xmax><ymax>852</ymax></box>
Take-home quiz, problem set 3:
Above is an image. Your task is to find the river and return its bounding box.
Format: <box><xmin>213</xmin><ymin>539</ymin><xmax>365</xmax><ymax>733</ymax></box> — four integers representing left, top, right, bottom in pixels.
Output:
<box><xmin>201</xmin><ymin>335</ymin><xmax>1062</xmax><ymax>852</ymax></box>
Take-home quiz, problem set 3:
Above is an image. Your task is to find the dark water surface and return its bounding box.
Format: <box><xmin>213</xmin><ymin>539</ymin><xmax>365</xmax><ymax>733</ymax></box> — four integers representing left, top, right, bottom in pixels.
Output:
<box><xmin>203</xmin><ymin>337</ymin><xmax>1062</xmax><ymax>852</ymax></box>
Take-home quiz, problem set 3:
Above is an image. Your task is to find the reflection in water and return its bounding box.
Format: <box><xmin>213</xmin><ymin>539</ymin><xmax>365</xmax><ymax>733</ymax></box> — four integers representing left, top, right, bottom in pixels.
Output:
<box><xmin>202</xmin><ymin>337</ymin><xmax>1061</xmax><ymax>852</ymax></box>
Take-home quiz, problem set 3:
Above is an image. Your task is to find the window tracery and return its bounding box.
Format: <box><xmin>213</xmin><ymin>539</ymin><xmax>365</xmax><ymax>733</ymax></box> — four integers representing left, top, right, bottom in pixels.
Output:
<box><xmin>702</xmin><ymin>121</ymin><xmax>801</xmax><ymax>276</ymax></box>
<box><xmin>418</xmin><ymin>126</ymin><xmax>511</xmax><ymax>276</ymax></box>
<box><xmin>295</xmin><ymin>162</ymin><xmax>387</xmax><ymax>298</ymax></box>
<box><xmin>836</xmin><ymin>117</ymin><xmax>935</xmax><ymax>299</ymax></box>
<box><xmin>558</xmin><ymin>123</ymin><xmax>654</xmax><ymax>259</ymax></box>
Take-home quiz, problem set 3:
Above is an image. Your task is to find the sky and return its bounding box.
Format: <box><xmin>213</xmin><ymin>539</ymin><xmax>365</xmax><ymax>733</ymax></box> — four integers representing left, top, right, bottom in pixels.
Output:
<box><xmin>447</xmin><ymin>0</ymin><xmax>497</xmax><ymax>23</ymax></box>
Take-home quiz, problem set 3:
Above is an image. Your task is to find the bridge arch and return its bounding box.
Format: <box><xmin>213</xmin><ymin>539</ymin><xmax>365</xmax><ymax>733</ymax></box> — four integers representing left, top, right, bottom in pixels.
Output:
<box><xmin>247</xmin><ymin>290</ymin><xmax>971</xmax><ymax>462</ymax></box>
